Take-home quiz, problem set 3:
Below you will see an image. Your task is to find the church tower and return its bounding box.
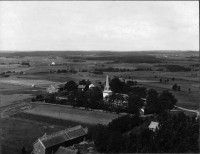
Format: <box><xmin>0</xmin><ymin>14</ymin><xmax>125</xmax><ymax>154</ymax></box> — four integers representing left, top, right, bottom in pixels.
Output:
<box><xmin>103</xmin><ymin>75</ymin><xmax>112</xmax><ymax>98</ymax></box>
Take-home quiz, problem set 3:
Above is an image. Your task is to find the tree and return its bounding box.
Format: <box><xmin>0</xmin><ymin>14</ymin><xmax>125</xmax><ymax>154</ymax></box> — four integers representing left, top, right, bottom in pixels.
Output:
<box><xmin>127</xmin><ymin>94</ymin><xmax>143</xmax><ymax>115</ymax></box>
<box><xmin>21</xmin><ymin>146</ymin><xmax>26</xmax><ymax>154</ymax></box>
<box><xmin>64</xmin><ymin>80</ymin><xmax>77</xmax><ymax>91</ymax></box>
<box><xmin>47</xmin><ymin>94</ymin><xmax>57</xmax><ymax>104</ymax></box>
<box><xmin>79</xmin><ymin>79</ymin><xmax>86</xmax><ymax>85</ymax></box>
<box><xmin>36</xmin><ymin>95</ymin><xmax>44</xmax><ymax>101</ymax></box>
<box><xmin>86</xmin><ymin>87</ymin><xmax>103</xmax><ymax>109</ymax></box>
<box><xmin>158</xmin><ymin>90</ymin><xmax>177</xmax><ymax>113</ymax></box>
<box><xmin>146</xmin><ymin>89</ymin><xmax>159</xmax><ymax>114</ymax></box>
<box><xmin>110</xmin><ymin>78</ymin><xmax>124</xmax><ymax>93</ymax></box>
<box><xmin>93</xmin><ymin>124</ymin><xmax>109</xmax><ymax>153</ymax></box>
<box><xmin>107</xmin><ymin>131</ymin><xmax>123</xmax><ymax>153</ymax></box>
<box><xmin>150</xmin><ymin>113</ymin><xmax>199</xmax><ymax>153</ymax></box>
<box><xmin>177</xmin><ymin>86</ymin><xmax>181</xmax><ymax>91</ymax></box>
<box><xmin>172</xmin><ymin>84</ymin><xmax>178</xmax><ymax>91</ymax></box>
<box><xmin>107</xmin><ymin>115</ymin><xmax>140</xmax><ymax>133</ymax></box>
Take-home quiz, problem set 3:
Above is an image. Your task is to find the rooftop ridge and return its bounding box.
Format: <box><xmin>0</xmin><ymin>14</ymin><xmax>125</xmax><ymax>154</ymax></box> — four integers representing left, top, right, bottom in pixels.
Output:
<box><xmin>40</xmin><ymin>125</ymin><xmax>83</xmax><ymax>141</ymax></box>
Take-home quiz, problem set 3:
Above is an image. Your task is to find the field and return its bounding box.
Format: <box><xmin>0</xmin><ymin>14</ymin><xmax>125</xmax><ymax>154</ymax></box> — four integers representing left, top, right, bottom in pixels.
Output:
<box><xmin>0</xmin><ymin>51</ymin><xmax>199</xmax><ymax>154</ymax></box>
<box><xmin>25</xmin><ymin>104</ymin><xmax>120</xmax><ymax>125</ymax></box>
<box><xmin>0</xmin><ymin>94</ymin><xmax>33</xmax><ymax>107</ymax></box>
<box><xmin>0</xmin><ymin>115</ymin><xmax>92</xmax><ymax>154</ymax></box>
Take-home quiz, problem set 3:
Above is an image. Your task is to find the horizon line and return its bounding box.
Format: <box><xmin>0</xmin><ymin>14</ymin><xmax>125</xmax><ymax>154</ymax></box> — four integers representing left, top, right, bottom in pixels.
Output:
<box><xmin>0</xmin><ymin>50</ymin><xmax>199</xmax><ymax>53</ymax></box>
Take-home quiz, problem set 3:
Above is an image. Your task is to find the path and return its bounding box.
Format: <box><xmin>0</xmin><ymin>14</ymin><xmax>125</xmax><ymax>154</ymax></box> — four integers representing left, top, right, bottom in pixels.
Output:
<box><xmin>174</xmin><ymin>105</ymin><xmax>199</xmax><ymax>117</ymax></box>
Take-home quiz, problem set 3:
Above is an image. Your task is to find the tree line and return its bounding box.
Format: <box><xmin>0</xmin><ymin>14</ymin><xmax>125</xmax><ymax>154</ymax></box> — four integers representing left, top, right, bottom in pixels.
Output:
<box><xmin>33</xmin><ymin>78</ymin><xmax>178</xmax><ymax>116</ymax></box>
<box><xmin>87</xmin><ymin>112</ymin><xmax>199</xmax><ymax>153</ymax></box>
<box><xmin>155</xmin><ymin>64</ymin><xmax>191</xmax><ymax>72</ymax></box>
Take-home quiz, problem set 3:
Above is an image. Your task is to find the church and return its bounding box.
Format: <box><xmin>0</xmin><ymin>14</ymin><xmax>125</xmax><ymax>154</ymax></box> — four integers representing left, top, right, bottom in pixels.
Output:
<box><xmin>103</xmin><ymin>75</ymin><xmax>112</xmax><ymax>99</ymax></box>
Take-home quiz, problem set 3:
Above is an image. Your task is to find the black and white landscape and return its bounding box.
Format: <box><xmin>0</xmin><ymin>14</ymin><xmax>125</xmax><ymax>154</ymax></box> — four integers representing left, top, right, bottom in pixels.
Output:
<box><xmin>0</xmin><ymin>1</ymin><xmax>199</xmax><ymax>154</ymax></box>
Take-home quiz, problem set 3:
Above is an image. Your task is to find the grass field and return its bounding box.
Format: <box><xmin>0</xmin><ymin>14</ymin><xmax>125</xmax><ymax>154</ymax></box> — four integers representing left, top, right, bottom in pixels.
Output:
<box><xmin>0</xmin><ymin>94</ymin><xmax>33</xmax><ymax>107</ymax></box>
<box><xmin>25</xmin><ymin>104</ymin><xmax>120</xmax><ymax>125</ymax></box>
<box><xmin>0</xmin><ymin>53</ymin><xmax>199</xmax><ymax>154</ymax></box>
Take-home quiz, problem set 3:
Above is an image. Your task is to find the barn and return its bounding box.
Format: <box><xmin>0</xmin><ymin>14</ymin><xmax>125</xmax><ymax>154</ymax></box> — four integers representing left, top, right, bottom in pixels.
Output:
<box><xmin>32</xmin><ymin>125</ymin><xmax>88</xmax><ymax>154</ymax></box>
<box><xmin>55</xmin><ymin>146</ymin><xmax>80</xmax><ymax>154</ymax></box>
<box><xmin>46</xmin><ymin>85</ymin><xmax>60</xmax><ymax>93</ymax></box>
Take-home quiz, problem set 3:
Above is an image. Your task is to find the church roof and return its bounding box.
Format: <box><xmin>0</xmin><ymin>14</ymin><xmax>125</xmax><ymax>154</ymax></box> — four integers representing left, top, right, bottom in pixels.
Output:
<box><xmin>105</xmin><ymin>75</ymin><xmax>110</xmax><ymax>88</ymax></box>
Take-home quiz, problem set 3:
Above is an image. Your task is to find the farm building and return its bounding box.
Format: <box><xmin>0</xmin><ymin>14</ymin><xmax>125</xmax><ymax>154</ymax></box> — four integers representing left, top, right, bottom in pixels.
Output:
<box><xmin>148</xmin><ymin>121</ymin><xmax>159</xmax><ymax>132</ymax></box>
<box><xmin>46</xmin><ymin>85</ymin><xmax>60</xmax><ymax>93</ymax></box>
<box><xmin>32</xmin><ymin>125</ymin><xmax>88</xmax><ymax>154</ymax></box>
<box><xmin>55</xmin><ymin>146</ymin><xmax>80</xmax><ymax>154</ymax></box>
<box><xmin>77</xmin><ymin>85</ymin><xmax>86</xmax><ymax>91</ymax></box>
<box><xmin>89</xmin><ymin>84</ymin><xmax>95</xmax><ymax>89</ymax></box>
<box><xmin>112</xmin><ymin>93</ymin><xmax>129</xmax><ymax>108</ymax></box>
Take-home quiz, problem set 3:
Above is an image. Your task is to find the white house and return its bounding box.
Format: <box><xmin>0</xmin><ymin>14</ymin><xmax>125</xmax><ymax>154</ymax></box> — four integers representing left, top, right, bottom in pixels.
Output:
<box><xmin>89</xmin><ymin>84</ymin><xmax>95</xmax><ymax>89</ymax></box>
<box><xmin>46</xmin><ymin>85</ymin><xmax>59</xmax><ymax>93</ymax></box>
<box><xmin>148</xmin><ymin>121</ymin><xmax>159</xmax><ymax>132</ymax></box>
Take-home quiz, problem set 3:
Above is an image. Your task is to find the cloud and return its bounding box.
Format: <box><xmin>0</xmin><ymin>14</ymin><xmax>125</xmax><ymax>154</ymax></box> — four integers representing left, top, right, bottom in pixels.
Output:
<box><xmin>0</xmin><ymin>1</ymin><xmax>199</xmax><ymax>51</ymax></box>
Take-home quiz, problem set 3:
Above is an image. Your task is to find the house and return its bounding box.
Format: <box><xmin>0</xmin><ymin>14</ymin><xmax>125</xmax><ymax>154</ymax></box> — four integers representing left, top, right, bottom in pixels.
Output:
<box><xmin>113</xmin><ymin>93</ymin><xmax>129</xmax><ymax>108</ymax></box>
<box><xmin>119</xmin><ymin>77</ymin><xmax>125</xmax><ymax>82</ymax></box>
<box><xmin>32</xmin><ymin>125</ymin><xmax>88</xmax><ymax>154</ymax></box>
<box><xmin>148</xmin><ymin>121</ymin><xmax>159</xmax><ymax>132</ymax></box>
<box><xmin>140</xmin><ymin>108</ymin><xmax>145</xmax><ymax>116</ymax></box>
<box><xmin>78</xmin><ymin>85</ymin><xmax>86</xmax><ymax>91</ymax></box>
<box><xmin>89</xmin><ymin>84</ymin><xmax>95</xmax><ymax>89</ymax></box>
<box><xmin>55</xmin><ymin>146</ymin><xmax>80</xmax><ymax>154</ymax></box>
<box><xmin>46</xmin><ymin>85</ymin><xmax>60</xmax><ymax>93</ymax></box>
<box><xmin>103</xmin><ymin>75</ymin><xmax>112</xmax><ymax>99</ymax></box>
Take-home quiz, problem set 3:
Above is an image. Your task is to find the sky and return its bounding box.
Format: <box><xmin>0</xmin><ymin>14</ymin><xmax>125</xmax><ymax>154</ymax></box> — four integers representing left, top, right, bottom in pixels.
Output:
<box><xmin>0</xmin><ymin>1</ymin><xmax>199</xmax><ymax>51</ymax></box>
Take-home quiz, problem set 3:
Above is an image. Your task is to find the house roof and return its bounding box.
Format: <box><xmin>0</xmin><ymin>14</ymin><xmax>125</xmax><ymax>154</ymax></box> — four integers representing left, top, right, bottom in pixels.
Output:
<box><xmin>55</xmin><ymin>146</ymin><xmax>79</xmax><ymax>154</ymax></box>
<box><xmin>37</xmin><ymin>125</ymin><xmax>87</xmax><ymax>149</ymax></box>
<box><xmin>115</xmin><ymin>93</ymin><xmax>129</xmax><ymax>98</ymax></box>
<box><xmin>148</xmin><ymin>121</ymin><xmax>159</xmax><ymax>130</ymax></box>
<box><xmin>89</xmin><ymin>84</ymin><xmax>95</xmax><ymax>88</ymax></box>
<box><xmin>51</xmin><ymin>85</ymin><xmax>60</xmax><ymax>89</ymax></box>
<box><xmin>78</xmin><ymin>85</ymin><xmax>86</xmax><ymax>89</ymax></box>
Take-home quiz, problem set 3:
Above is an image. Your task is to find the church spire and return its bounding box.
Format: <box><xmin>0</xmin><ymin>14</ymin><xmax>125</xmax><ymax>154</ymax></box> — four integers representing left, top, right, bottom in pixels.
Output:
<box><xmin>104</xmin><ymin>74</ymin><xmax>110</xmax><ymax>91</ymax></box>
<box><xmin>106</xmin><ymin>74</ymin><xmax>109</xmax><ymax>87</ymax></box>
<box><xmin>103</xmin><ymin>74</ymin><xmax>112</xmax><ymax>98</ymax></box>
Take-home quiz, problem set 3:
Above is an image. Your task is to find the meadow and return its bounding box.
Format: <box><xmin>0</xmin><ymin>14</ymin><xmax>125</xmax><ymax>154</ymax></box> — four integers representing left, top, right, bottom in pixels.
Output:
<box><xmin>25</xmin><ymin>104</ymin><xmax>120</xmax><ymax>125</ymax></box>
<box><xmin>0</xmin><ymin>115</ymin><xmax>92</xmax><ymax>154</ymax></box>
<box><xmin>0</xmin><ymin>51</ymin><xmax>199</xmax><ymax>154</ymax></box>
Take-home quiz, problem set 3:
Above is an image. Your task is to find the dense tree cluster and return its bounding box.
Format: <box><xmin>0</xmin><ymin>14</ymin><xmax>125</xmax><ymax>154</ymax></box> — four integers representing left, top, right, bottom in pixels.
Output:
<box><xmin>88</xmin><ymin>112</ymin><xmax>199</xmax><ymax>153</ymax></box>
<box><xmin>109</xmin><ymin>78</ymin><xmax>132</xmax><ymax>94</ymax></box>
<box><xmin>94</xmin><ymin>67</ymin><xmax>132</xmax><ymax>73</ymax></box>
<box><xmin>156</xmin><ymin>64</ymin><xmax>191</xmax><ymax>72</ymax></box>
<box><xmin>134</xmin><ymin>68</ymin><xmax>152</xmax><ymax>71</ymax></box>
<box><xmin>172</xmin><ymin>84</ymin><xmax>181</xmax><ymax>91</ymax></box>
<box><xmin>35</xmin><ymin>78</ymin><xmax>179</xmax><ymax>116</ymax></box>
<box><xmin>53</xmin><ymin>69</ymin><xmax>77</xmax><ymax>74</ymax></box>
<box><xmin>145</xmin><ymin>89</ymin><xmax>177</xmax><ymax>115</ymax></box>
<box><xmin>83</xmin><ymin>55</ymin><xmax>163</xmax><ymax>63</ymax></box>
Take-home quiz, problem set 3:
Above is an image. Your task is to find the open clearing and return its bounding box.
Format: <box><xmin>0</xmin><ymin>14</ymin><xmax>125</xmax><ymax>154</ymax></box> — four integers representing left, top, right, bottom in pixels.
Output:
<box><xmin>0</xmin><ymin>77</ymin><xmax>61</xmax><ymax>87</ymax></box>
<box><xmin>0</xmin><ymin>94</ymin><xmax>33</xmax><ymax>107</ymax></box>
<box><xmin>0</xmin><ymin>118</ymin><xmax>66</xmax><ymax>154</ymax></box>
<box><xmin>25</xmin><ymin>104</ymin><xmax>120</xmax><ymax>125</ymax></box>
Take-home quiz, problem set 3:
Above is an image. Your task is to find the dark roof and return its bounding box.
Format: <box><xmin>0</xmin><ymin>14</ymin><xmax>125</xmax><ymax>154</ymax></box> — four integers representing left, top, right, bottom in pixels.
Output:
<box><xmin>55</xmin><ymin>146</ymin><xmax>79</xmax><ymax>154</ymax></box>
<box><xmin>57</xmin><ymin>84</ymin><xmax>65</xmax><ymax>88</ymax></box>
<box><xmin>37</xmin><ymin>125</ymin><xmax>87</xmax><ymax>149</ymax></box>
